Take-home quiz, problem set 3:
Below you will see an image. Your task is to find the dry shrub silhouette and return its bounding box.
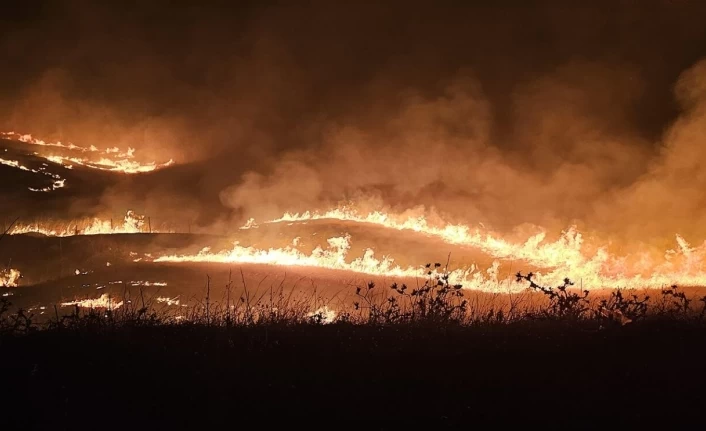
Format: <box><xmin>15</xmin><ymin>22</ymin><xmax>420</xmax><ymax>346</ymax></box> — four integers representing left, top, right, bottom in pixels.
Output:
<box><xmin>2</xmin><ymin>262</ymin><xmax>706</xmax><ymax>334</ymax></box>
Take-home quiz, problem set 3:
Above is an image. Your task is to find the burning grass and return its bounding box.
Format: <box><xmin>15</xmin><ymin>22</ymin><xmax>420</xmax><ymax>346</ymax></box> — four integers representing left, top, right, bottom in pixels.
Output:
<box><xmin>8</xmin><ymin>210</ymin><xmax>154</xmax><ymax>236</ymax></box>
<box><xmin>1</xmin><ymin>131</ymin><xmax>175</xmax><ymax>174</ymax></box>
<box><xmin>1</xmin><ymin>268</ymin><xmax>706</xmax><ymax>428</ymax></box>
<box><xmin>3</xmin><ymin>265</ymin><xmax>706</xmax><ymax>333</ymax></box>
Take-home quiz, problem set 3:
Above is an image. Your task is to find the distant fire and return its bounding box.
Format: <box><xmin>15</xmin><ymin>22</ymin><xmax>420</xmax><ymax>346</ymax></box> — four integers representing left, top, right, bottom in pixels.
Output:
<box><xmin>5</xmin><ymin>132</ymin><xmax>706</xmax><ymax>294</ymax></box>
<box><xmin>0</xmin><ymin>156</ymin><xmax>66</xmax><ymax>192</ymax></box>
<box><xmin>307</xmin><ymin>306</ymin><xmax>337</xmax><ymax>323</ymax></box>
<box><xmin>10</xmin><ymin>210</ymin><xmax>153</xmax><ymax>236</ymax></box>
<box><xmin>61</xmin><ymin>294</ymin><xmax>123</xmax><ymax>309</ymax></box>
<box><xmin>1</xmin><ymin>132</ymin><xmax>174</xmax><ymax>174</ymax></box>
<box><xmin>129</xmin><ymin>281</ymin><xmax>167</xmax><ymax>287</ymax></box>
<box><xmin>144</xmin><ymin>205</ymin><xmax>706</xmax><ymax>292</ymax></box>
<box><xmin>156</xmin><ymin>296</ymin><xmax>182</xmax><ymax>306</ymax></box>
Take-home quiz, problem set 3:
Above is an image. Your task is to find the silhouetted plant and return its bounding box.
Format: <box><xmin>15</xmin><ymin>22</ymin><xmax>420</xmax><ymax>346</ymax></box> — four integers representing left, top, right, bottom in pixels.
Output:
<box><xmin>411</xmin><ymin>262</ymin><xmax>467</xmax><ymax>322</ymax></box>
<box><xmin>516</xmin><ymin>272</ymin><xmax>589</xmax><ymax>319</ymax></box>
<box><xmin>5</xmin><ymin>262</ymin><xmax>706</xmax><ymax>336</ymax></box>
<box><xmin>0</xmin><ymin>297</ymin><xmax>12</xmax><ymax>334</ymax></box>
<box><xmin>353</xmin><ymin>262</ymin><xmax>467</xmax><ymax>324</ymax></box>
<box><xmin>597</xmin><ymin>289</ymin><xmax>650</xmax><ymax>325</ymax></box>
<box><xmin>354</xmin><ymin>281</ymin><xmax>394</xmax><ymax>324</ymax></box>
<box><xmin>660</xmin><ymin>285</ymin><xmax>693</xmax><ymax>317</ymax></box>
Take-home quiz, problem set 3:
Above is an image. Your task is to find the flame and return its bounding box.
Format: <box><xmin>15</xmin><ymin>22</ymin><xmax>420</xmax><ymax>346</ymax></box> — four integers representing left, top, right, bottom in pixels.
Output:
<box><xmin>263</xmin><ymin>207</ymin><xmax>591</xmax><ymax>268</ymax></box>
<box><xmin>152</xmin><ymin>228</ymin><xmax>706</xmax><ymax>291</ymax></box>
<box><xmin>0</xmin><ymin>157</ymin><xmax>31</xmax><ymax>171</ymax></box>
<box><xmin>45</xmin><ymin>154</ymin><xmax>175</xmax><ymax>174</ymax></box>
<box><xmin>2</xmin><ymin>132</ymin><xmax>174</xmax><ymax>174</ymax></box>
<box><xmin>61</xmin><ymin>294</ymin><xmax>123</xmax><ymax>309</ymax></box>
<box><xmin>6</xmin><ymin>131</ymin><xmax>706</xmax><ymax>292</ymax></box>
<box><xmin>10</xmin><ymin>210</ymin><xmax>153</xmax><ymax>236</ymax></box>
<box><xmin>213</xmin><ymin>206</ymin><xmax>706</xmax><ymax>291</ymax></box>
<box><xmin>156</xmin><ymin>296</ymin><xmax>181</xmax><ymax>306</ymax></box>
<box><xmin>129</xmin><ymin>281</ymin><xmax>167</xmax><ymax>287</ymax></box>
<box><xmin>307</xmin><ymin>306</ymin><xmax>337</xmax><ymax>323</ymax></box>
<box><xmin>152</xmin><ymin>234</ymin><xmax>495</xmax><ymax>289</ymax></box>
<box><xmin>1</xmin><ymin>269</ymin><xmax>21</xmax><ymax>287</ymax></box>
<box><xmin>0</xmin><ymin>157</ymin><xmax>66</xmax><ymax>192</ymax></box>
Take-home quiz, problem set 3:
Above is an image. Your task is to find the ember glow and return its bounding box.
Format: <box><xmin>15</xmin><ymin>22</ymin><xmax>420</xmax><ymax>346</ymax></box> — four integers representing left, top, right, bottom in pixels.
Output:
<box><xmin>2</xmin><ymin>132</ymin><xmax>174</xmax><ymax>174</ymax></box>
<box><xmin>3</xmin><ymin>1</ymin><xmax>706</xmax><ymax>307</ymax></box>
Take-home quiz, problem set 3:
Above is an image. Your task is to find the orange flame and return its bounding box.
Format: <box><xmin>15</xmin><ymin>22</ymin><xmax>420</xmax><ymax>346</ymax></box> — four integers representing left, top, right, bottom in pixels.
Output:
<box><xmin>0</xmin><ymin>269</ymin><xmax>21</xmax><ymax>287</ymax></box>
<box><xmin>10</xmin><ymin>210</ymin><xmax>153</xmax><ymax>236</ymax></box>
<box><xmin>0</xmin><ymin>157</ymin><xmax>66</xmax><ymax>192</ymax></box>
<box><xmin>61</xmin><ymin>294</ymin><xmax>123</xmax><ymax>309</ymax></box>
<box><xmin>2</xmin><ymin>132</ymin><xmax>174</xmax><ymax>174</ymax></box>
<box><xmin>151</xmin><ymin>234</ymin><xmax>499</xmax><ymax>290</ymax></box>
<box><xmin>222</xmin><ymin>206</ymin><xmax>706</xmax><ymax>291</ymax></box>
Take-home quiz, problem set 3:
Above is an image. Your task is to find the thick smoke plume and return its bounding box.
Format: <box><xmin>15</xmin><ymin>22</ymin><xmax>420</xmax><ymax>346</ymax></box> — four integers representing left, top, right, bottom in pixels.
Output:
<box><xmin>3</xmin><ymin>0</ymin><xmax>706</xmax><ymax>244</ymax></box>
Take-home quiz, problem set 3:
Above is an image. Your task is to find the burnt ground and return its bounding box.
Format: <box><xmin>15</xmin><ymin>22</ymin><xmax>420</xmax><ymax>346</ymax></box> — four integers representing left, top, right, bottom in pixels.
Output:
<box><xmin>1</xmin><ymin>320</ymin><xmax>705</xmax><ymax>429</ymax></box>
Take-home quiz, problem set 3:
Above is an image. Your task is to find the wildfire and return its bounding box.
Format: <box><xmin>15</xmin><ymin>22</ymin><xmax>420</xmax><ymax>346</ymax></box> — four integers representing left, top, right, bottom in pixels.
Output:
<box><xmin>1</xmin><ymin>132</ymin><xmax>174</xmax><ymax>174</ymax></box>
<box><xmin>45</xmin><ymin>154</ymin><xmax>175</xmax><ymax>174</ymax></box>
<box><xmin>152</xmin><ymin>234</ymin><xmax>497</xmax><ymax>290</ymax></box>
<box><xmin>156</xmin><ymin>296</ymin><xmax>182</xmax><ymax>306</ymax></box>
<box><xmin>149</xmin><ymin>206</ymin><xmax>700</xmax><ymax>291</ymax></box>
<box><xmin>10</xmin><ymin>210</ymin><xmax>151</xmax><ymax>236</ymax></box>
<box><xmin>130</xmin><ymin>281</ymin><xmax>167</xmax><ymax>287</ymax></box>
<box><xmin>307</xmin><ymin>306</ymin><xmax>337</xmax><ymax>323</ymax></box>
<box><xmin>0</xmin><ymin>157</ymin><xmax>66</xmax><ymax>192</ymax></box>
<box><xmin>262</xmin><ymin>207</ymin><xmax>592</xmax><ymax>269</ymax></box>
<box><xmin>0</xmin><ymin>269</ymin><xmax>21</xmax><ymax>287</ymax></box>
<box><xmin>5</xmin><ymin>129</ymin><xmax>706</xmax><ymax>292</ymax></box>
<box><xmin>61</xmin><ymin>294</ymin><xmax>123</xmax><ymax>309</ymax></box>
<box><xmin>260</xmin><ymin>210</ymin><xmax>604</xmax><ymax>274</ymax></box>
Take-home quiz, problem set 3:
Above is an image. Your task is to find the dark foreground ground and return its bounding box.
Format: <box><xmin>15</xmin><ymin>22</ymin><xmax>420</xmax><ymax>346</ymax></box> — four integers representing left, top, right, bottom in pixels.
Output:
<box><xmin>2</xmin><ymin>320</ymin><xmax>705</xmax><ymax>430</ymax></box>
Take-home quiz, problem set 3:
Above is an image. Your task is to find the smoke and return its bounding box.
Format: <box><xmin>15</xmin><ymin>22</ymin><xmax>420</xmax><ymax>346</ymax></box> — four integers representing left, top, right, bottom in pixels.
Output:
<box><xmin>217</xmin><ymin>61</ymin><xmax>656</xmax><ymax>236</ymax></box>
<box><xmin>594</xmin><ymin>59</ymin><xmax>706</xmax><ymax>243</ymax></box>
<box><xmin>3</xmin><ymin>0</ymin><xmax>706</xmax><ymax>242</ymax></box>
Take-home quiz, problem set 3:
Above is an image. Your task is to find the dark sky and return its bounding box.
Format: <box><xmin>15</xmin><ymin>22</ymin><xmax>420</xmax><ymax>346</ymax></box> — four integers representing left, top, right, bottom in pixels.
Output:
<box><xmin>2</xmin><ymin>1</ymin><xmax>705</xmax><ymax>149</ymax></box>
<box><xmin>2</xmin><ymin>0</ymin><xmax>706</xmax><ymax>239</ymax></box>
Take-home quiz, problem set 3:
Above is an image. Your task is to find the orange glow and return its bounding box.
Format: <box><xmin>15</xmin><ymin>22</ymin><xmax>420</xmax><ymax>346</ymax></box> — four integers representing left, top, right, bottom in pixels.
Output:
<box><xmin>2</xmin><ymin>132</ymin><xmax>174</xmax><ymax>174</ymax></box>
<box><xmin>61</xmin><ymin>294</ymin><xmax>123</xmax><ymax>309</ymax></box>
<box><xmin>0</xmin><ymin>269</ymin><xmax>21</xmax><ymax>287</ymax></box>
<box><xmin>0</xmin><ymin>157</ymin><xmax>66</xmax><ymax>192</ymax></box>
<box><xmin>10</xmin><ymin>210</ymin><xmax>153</xmax><ymax>236</ymax></box>
<box><xmin>307</xmin><ymin>306</ymin><xmax>337</xmax><ymax>323</ymax></box>
<box><xmin>157</xmin><ymin>206</ymin><xmax>706</xmax><ymax>291</ymax></box>
<box><xmin>152</xmin><ymin>234</ymin><xmax>503</xmax><ymax>291</ymax></box>
<box><xmin>156</xmin><ymin>296</ymin><xmax>183</xmax><ymax>306</ymax></box>
<box><xmin>6</xmin><ymin>129</ymin><xmax>706</xmax><ymax>293</ymax></box>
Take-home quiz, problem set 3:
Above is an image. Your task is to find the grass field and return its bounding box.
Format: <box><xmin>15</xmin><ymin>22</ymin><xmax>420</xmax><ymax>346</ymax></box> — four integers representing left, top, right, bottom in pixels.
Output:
<box><xmin>3</xmin><ymin>135</ymin><xmax>706</xmax><ymax>428</ymax></box>
<box><xmin>2</xmin><ymin>273</ymin><xmax>706</xmax><ymax>429</ymax></box>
